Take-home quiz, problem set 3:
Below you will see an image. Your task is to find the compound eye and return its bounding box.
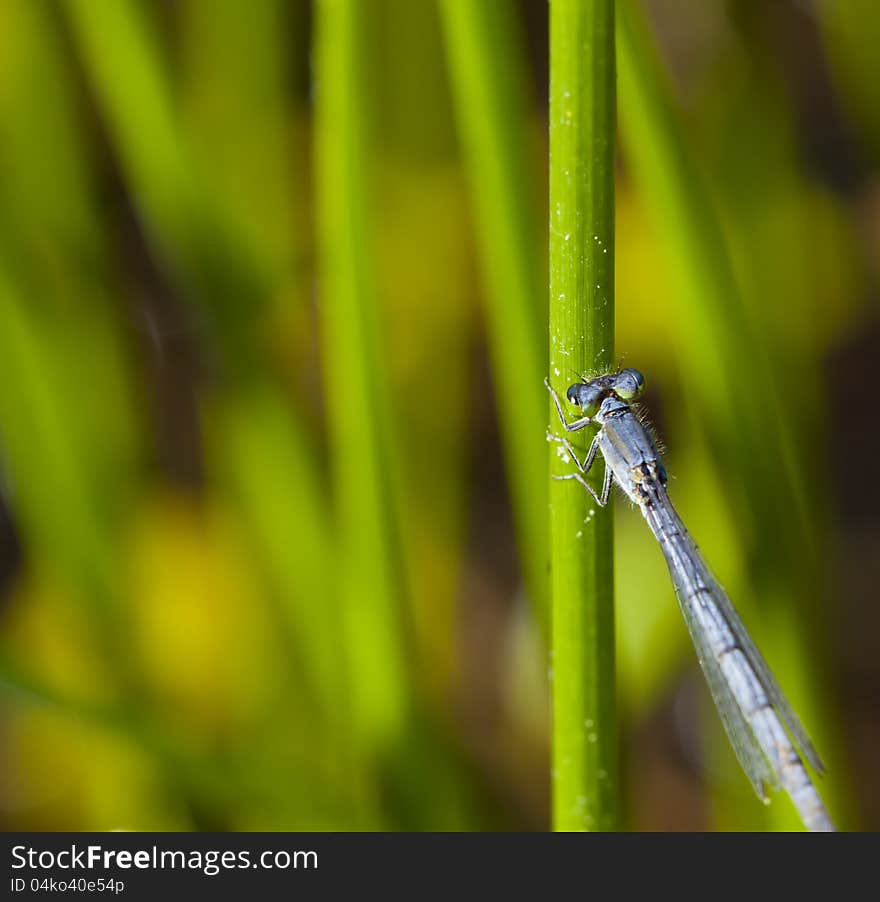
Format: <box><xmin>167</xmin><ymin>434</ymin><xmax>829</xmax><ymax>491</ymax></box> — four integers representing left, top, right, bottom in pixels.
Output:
<box><xmin>567</xmin><ymin>384</ymin><xmax>601</xmax><ymax>416</ymax></box>
<box><xmin>613</xmin><ymin>368</ymin><xmax>645</xmax><ymax>400</ymax></box>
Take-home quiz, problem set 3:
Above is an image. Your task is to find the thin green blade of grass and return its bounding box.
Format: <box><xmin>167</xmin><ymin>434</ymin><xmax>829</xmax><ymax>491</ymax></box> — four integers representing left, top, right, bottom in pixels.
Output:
<box><xmin>61</xmin><ymin>0</ymin><xmax>339</xmax><ymax>695</ymax></box>
<box><xmin>60</xmin><ymin>0</ymin><xmax>195</xmax><ymax>267</ymax></box>
<box><xmin>0</xmin><ymin>0</ymin><xmax>142</xmax><ymax>522</ymax></box>
<box><xmin>0</xmin><ymin>262</ymin><xmax>129</xmax><ymax>682</ymax></box>
<box><xmin>616</xmin><ymin>0</ymin><xmax>809</xmax><ymax>547</ymax></box>
<box><xmin>212</xmin><ymin>389</ymin><xmax>341</xmax><ymax>724</ymax></box>
<box><xmin>616</xmin><ymin>0</ymin><xmax>846</xmax><ymax>829</ymax></box>
<box><xmin>61</xmin><ymin>0</ymin><xmax>272</xmax><ymax>366</ymax></box>
<box><xmin>0</xmin><ymin>270</ymin><xmax>104</xmax><ymax>581</ymax></box>
<box><xmin>0</xmin><ymin>1</ymin><xmax>103</xmax><ymax>263</ymax></box>
<box><xmin>357</xmin><ymin>5</ymin><xmax>510</xmax><ymax>831</ymax></box>
<box><xmin>179</xmin><ymin>0</ymin><xmax>302</xmax><ymax>284</ymax></box>
<box><xmin>438</xmin><ymin>0</ymin><xmax>548</xmax><ymax>625</ymax></box>
<box><xmin>0</xmin><ymin>0</ymin><xmax>140</xmax><ymax>549</ymax></box>
<box><xmin>369</xmin><ymin>0</ymin><xmax>471</xmax><ymax>715</ymax></box>
<box><xmin>177</xmin><ymin>0</ymin><xmax>349</xmax><ymax>752</ymax></box>
<box><xmin>549</xmin><ymin>0</ymin><xmax>618</xmax><ymax>832</ymax></box>
<box><xmin>314</xmin><ymin>0</ymin><xmax>410</xmax><ymax>758</ymax></box>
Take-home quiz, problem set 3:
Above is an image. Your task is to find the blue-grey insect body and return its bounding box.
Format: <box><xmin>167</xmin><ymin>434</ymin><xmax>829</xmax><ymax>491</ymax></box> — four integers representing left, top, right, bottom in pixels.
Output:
<box><xmin>547</xmin><ymin>368</ymin><xmax>834</xmax><ymax>832</ymax></box>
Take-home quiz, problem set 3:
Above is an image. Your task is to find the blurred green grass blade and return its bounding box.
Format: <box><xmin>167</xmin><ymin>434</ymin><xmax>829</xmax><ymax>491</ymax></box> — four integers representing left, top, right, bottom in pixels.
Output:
<box><xmin>0</xmin><ymin>1</ymin><xmax>141</xmax><ymax>525</ymax></box>
<box><xmin>0</xmin><ymin>264</ymin><xmax>123</xmax><ymax>663</ymax></box>
<box><xmin>616</xmin><ymin>0</ymin><xmax>847</xmax><ymax>830</ymax></box>
<box><xmin>180</xmin><ymin>0</ymin><xmax>302</xmax><ymax>282</ymax></box>
<box><xmin>214</xmin><ymin>388</ymin><xmax>342</xmax><ymax>722</ymax></box>
<box><xmin>549</xmin><ymin>0</ymin><xmax>617</xmax><ymax>832</ymax></box>
<box><xmin>0</xmin><ymin>265</ymin><xmax>104</xmax><ymax>587</ymax></box>
<box><xmin>61</xmin><ymin>0</ymin><xmax>194</xmax><ymax>259</ymax></box>
<box><xmin>314</xmin><ymin>0</ymin><xmax>410</xmax><ymax>751</ymax></box>
<box><xmin>61</xmin><ymin>0</ymin><xmax>272</xmax><ymax>361</ymax></box>
<box><xmin>374</xmin><ymin>0</ymin><xmax>457</xmax><ymax>162</ymax></box>
<box><xmin>439</xmin><ymin>0</ymin><xmax>549</xmax><ymax>624</ymax></box>
<box><xmin>62</xmin><ymin>0</ymin><xmax>335</xmax><ymax>680</ymax></box>
<box><xmin>0</xmin><ymin>2</ymin><xmax>102</xmax><ymax>264</ymax></box>
<box><xmin>371</xmin><ymin>0</ymin><xmax>470</xmax><ymax>708</ymax></box>
<box><xmin>616</xmin><ymin>0</ymin><xmax>809</xmax><ymax>547</ymax></box>
<box><xmin>179</xmin><ymin>0</ymin><xmax>346</xmax><ymax>744</ymax></box>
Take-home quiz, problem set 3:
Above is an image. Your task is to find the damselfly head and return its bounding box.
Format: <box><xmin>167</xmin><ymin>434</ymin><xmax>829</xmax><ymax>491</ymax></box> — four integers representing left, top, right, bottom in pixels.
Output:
<box><xmin>566</xmin><ymin>367</ymin><xmax>646</xmax><ymax>413</ymax></box>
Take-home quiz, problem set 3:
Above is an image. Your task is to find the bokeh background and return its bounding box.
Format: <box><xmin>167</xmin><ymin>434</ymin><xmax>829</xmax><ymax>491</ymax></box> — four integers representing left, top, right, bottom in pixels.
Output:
<box><xmin>1</xmin><ymin>0</ymin><xmax>877</xmax><ymax>831</ymax></box>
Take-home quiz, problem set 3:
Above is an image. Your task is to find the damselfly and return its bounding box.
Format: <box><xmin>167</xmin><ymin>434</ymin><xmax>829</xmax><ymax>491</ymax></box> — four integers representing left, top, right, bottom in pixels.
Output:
<box><xmin>546</xmin><ymin>368</ymin><xmax>835</xmax><ymax>832</ymax></box>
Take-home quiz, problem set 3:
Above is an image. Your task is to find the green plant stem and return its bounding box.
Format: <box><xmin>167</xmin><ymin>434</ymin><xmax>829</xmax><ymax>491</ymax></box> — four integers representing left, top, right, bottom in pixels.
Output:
<box><xmin>439</xmin><ymin>0</ymin><xmax>548</xmax><ymax>626</ymax></box>
<box><xmin>549</xmin><ymin>0</ymin><xmax>617</xmax><ymax>831</ymax></box>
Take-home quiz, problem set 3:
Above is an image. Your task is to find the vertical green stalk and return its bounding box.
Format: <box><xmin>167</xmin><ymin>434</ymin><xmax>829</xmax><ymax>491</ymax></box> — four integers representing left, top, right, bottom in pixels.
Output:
<box><xmin>549</xmin><ymin>0</ymin><xmax>617</xmax><ymax>830</ymax></box>
<box><xmin>439</xmin><ymin>0</ymin><xmax>548</xmax><ymax>625</ymax></box>
<box><xmin>314</xmin><ymin>0</ymin><xmax>409</xmax><ymax>753</ymax></box>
